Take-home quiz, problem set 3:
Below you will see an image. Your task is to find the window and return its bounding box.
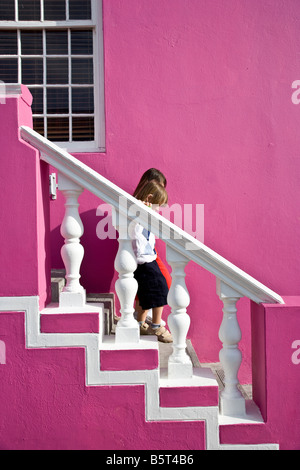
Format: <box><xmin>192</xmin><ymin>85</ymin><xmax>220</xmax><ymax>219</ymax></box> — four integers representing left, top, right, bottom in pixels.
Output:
<box><xmin>0</xmin><ymin>0</ymin><xmax>105</xmax><ymax>152</ymax></box>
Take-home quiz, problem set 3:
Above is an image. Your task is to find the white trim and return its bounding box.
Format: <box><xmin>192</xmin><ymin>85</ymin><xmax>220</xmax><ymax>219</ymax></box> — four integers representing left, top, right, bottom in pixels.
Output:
<box><xmin>65</xmin><ymin>0</ymin><xmax>69</xmax><ymax>22</ymax></box>
<box><xmin>0</xmin><ymin>83</ymin><xmax>22</xmax><ymax>96</ymax></box>
<box><xmin>40</xmin><ymin>0</ymin><xmax>44</xmax><ymax>22</ymax></box>
<box><xmin>0</xmin><ymin>295</ymin><xmax>279</xmax><ymax>450</ymax></box>
<box><xmin>93</xmin><ymin>0</ymin><xmax>106</xmax><ymax>152</ymax></box>
<box><xmin>0</xmin><ymin>21</ymin><xmax>95</xmax><ymax>29</ymax></box>
<box><xmin>15</xmin><ymin>0</ymin><xmax>18</xmax><ymax>22</ymax></box>
<box><xmin>219</xmin><ymin>444</ymin><xmax>279</xmax><ymax>450</ymax></box>
<box><xmin>0</xmin><ymin>0</ymin><xmax>105</xmax><ymax>153</ymax></box>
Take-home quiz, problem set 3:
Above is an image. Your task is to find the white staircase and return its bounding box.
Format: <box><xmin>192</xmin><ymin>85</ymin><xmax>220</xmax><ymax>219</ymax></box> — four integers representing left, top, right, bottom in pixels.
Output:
<box><xmin>0</xmin><ymin>293</ymin><xmax>278</xmax><ymax>450</ymax></box>
<box><xmin>15</xmin><ymin>125</ymin><xmax>284</xmax><ymax>450</ymax></box>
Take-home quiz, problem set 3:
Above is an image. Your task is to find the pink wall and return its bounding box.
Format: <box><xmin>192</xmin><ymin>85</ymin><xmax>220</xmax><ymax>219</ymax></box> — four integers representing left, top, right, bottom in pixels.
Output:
<box><xmin>250</xmin><ymin>297</ymin><xmax>300</xmax><ymax>450</ymax></box>
<box><xmin>0</xmin><ymin>311</ymin><xmax>206</xmax><ymax>450</ymax></box>
<box><xmin>50</xmin><ymin>0</ymin><xmax>300</xmax><ymax>380</ymax></box>
<box><xmin>0</xmin><ymin>87</ymin><xmax>51</xmax><ymax>307</ymax></box>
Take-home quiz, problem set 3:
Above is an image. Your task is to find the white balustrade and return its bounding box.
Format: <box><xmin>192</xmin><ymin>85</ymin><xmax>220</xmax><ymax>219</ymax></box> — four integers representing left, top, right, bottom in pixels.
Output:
<box><xmin>217</xmin><ymin>279</ymin><xmax>246</xmax><ymax>417</ymax></box>
<box><xmin>166</xmin><ymin>246</ymin><xmax>193</xmax><ymax>379</ymax></box>
<box><xmin>20</xmin><ymin>126</ymin><xmax>284</xmax><ymax>420</ymax></box>
<box><xmin>114</xmin><ymin>220</ymin><xmax>139</xmax><ymax>343</ymax></box>
<box><xmin>58</xmin><ymin>173</ymin><xmax>86</xmax><ymax>308</ymax></box>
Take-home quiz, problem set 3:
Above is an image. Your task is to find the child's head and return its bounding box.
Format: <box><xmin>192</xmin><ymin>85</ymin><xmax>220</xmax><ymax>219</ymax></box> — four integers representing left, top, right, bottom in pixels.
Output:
<box><xmin>134</xmin><ymin>180</ymin><xmax>168</xmax><ymax>206</ymax></box>
<box><xmin>141</xmin><ymin>168</ymin><xmax>167</xmax><ymax>187</ymax></box>
<box><xmin>133</xmin><ymin>168</ymin><xmax>167</xmax><ymax>198</ymax></box>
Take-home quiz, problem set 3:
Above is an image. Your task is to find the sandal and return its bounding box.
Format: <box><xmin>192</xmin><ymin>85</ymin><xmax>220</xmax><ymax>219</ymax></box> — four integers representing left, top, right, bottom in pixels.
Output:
<box><xmin>139</xmin><ymin>322</ymin><xmax>149</xmax><ymax>335</ymax></box>
<box><xmin>147</xmin><ymin>325</ymin><xmax>173</xmax><ymax>343</ymax></box>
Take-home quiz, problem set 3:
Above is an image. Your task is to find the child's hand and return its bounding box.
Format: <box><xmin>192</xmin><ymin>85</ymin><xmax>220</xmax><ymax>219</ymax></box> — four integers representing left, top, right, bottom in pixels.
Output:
<box><xmin>143</xmin><ymin>201</ymin><xmax>152</xmax><ymax>209</ymax></box>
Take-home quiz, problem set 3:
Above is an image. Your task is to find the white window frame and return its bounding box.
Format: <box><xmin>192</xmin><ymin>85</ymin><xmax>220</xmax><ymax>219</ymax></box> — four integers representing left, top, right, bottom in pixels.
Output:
<box><xmin>0</xmin><ymin>0</ymin><xmax>105</xmax><ymax>153</ymax></box>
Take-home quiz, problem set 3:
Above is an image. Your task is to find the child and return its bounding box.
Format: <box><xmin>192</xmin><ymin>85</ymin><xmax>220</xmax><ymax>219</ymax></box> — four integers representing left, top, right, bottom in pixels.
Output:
<box><xmin>130</xmin><ymin>180</ymin><xmax>173</xmax><ymax>343</ymax></box>
<box><xmin>133</xmin><ymin>169</ymin><xmax>172</xmax><ymax>325</ymax></box>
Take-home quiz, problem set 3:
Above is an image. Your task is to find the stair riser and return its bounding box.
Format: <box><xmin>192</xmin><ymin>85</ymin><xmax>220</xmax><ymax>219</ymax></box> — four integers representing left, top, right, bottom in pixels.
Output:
<box><xmin>40</xmin><ymin>313</ymin><xmax>101</xmax><ymax>334</ymax></box>
<box><xmin>100</xmin><ymin>349</ymin><xmax>159</xmax><ymax>371</ymax></box>
<box><xmin>160</xmin><ymin>386</ymin><xmax>219</xmax><ymax>408</ymax></box>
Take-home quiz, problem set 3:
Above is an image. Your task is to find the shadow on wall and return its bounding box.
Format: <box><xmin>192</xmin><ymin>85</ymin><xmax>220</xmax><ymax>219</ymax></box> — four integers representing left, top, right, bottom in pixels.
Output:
<box><xmin>50</xmin><ymin>208</ymin><xmax>118</xmax><ymax>295</ymax></box>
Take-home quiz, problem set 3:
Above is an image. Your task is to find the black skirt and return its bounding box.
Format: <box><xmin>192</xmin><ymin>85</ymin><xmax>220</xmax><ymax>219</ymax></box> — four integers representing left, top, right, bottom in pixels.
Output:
<box><xmin>134</xmin><ymin>260</ymin><xmax>169</xmax><ymax>310</ymax></box>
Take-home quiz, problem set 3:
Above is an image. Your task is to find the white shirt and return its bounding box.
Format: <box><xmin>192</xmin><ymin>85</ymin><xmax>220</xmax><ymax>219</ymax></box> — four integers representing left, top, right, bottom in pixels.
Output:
<box><xmin>129</xmin><ymin>222</ymin><xmax>157</xmax><ymax>264</ymax></box>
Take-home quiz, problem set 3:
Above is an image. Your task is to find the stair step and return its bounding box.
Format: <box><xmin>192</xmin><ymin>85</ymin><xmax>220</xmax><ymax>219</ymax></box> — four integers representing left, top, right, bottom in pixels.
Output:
<box><xmin>51</xmin><ymin>270</ymin><xmax>65</xmax><ymax>303</ymax></box>
<box><xmin>100</xmin><ymin>336</ymin><xmax>159</xmax><ymax>371</ymax></box>
<box><xmin>218</xmin><ymin>400</ymin><xmax>278</xmax><ymax>446</ymax></box>
<box><xmin>40</xmin><ymin>303</ymin><xmax>104</xmax><ymax>335</ymax></box>
<box><xmin>157</xmin><ymin>340</ymin><xmax>219</xmax><ymax>407</ymax></box>
<box><xmin>8</xmin><ymin>297</ymin><xmax>279</xmax><ymax>449</ymax></box>
<box><xmin>159</xmin><ymin>367</ymin><xmax>219</xmax><ymax>407</ymax></box>
<box><xmin>86</xmin><ymin>293</ymin><xmax>115</xmax><ymax>335</ymax></box>
<box><xmin>50</xmin><ymin>269</ymin><xmax>115</xmax><ymax>335</ymax></box>
<box><xmin>40</xmin><ymin>312</ymin><xmax>100</xmax><ymax>334</ymax></box>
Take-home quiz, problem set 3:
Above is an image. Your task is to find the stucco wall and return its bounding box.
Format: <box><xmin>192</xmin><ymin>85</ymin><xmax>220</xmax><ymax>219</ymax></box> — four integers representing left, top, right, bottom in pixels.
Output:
<box><xmin>49</xmin><ymin>0</ymin><xmax>300</xmax><ymax>380</ymax></box>
<box><xmin>0</xmin><ymin>86</ymin><xmax>51</xmax><ymax>307</ymax></box>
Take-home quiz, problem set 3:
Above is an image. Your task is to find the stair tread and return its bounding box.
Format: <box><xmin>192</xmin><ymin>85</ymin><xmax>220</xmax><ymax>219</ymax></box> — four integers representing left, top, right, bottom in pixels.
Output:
<box><xmin>101</xmin><ymin>335</ymin><xmax>158</xmax><ymax>350</ymax></box>
<box><xmin>219</xmin><ymin>400</ymin><xmax>264</xmax><ymax>426</ymax></box>
<box><xmin>41</xmin><ymin>302</ymin><xmax>104</xmax><ymax>313</ymax></box>
<box><xmin>159</xmin><ymin>365</ymin><xmax>218</xmax><ymax>388</ymax></box>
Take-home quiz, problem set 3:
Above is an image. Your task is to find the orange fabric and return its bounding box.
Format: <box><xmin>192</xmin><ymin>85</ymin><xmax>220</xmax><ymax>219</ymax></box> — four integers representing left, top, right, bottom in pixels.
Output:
<box><xmin>156</xmin><ymin>252</ymin><xmax>172</xmax><ymax>289</ymax></box>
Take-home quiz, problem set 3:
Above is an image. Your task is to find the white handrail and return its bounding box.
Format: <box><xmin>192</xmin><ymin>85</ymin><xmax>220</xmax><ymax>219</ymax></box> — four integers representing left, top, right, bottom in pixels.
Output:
<box><xmin>20</xmin><ymin>125</ymin><xmax>284</xmax><ymax>305</ymax></box>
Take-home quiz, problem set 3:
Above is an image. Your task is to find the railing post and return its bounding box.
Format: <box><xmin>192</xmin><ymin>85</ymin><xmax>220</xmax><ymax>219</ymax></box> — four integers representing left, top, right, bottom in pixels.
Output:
<box><xmin>216</xmin><ymin>279</ymin><xmax>246</xmax><ymax>417</ymax></box>
<box><xmin>58</xmin><ymin>173</ymin><xmax>86</xmax><ymax>308</ymax></box>
<box><xmin>113</xmin><ymin>200</ymin><xmax>139</xmax><ymax>343</ymax></box>
<box><xmin>166</xmin><ymin>245</ymin><xmax>193</xmax><ymax>379</ymax></box>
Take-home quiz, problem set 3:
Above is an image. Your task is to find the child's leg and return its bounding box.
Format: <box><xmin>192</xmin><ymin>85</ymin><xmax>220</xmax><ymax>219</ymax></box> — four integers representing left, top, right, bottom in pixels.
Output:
<box><xmin>136</xmin><ymin>305</ymin><xmax>163</xmax><ymax>325</ymax></box>
<box><xmin>136</xmin><ymin>305</ymin><xmax>149</xmax><ymax>324</ymax></box>
<box><xmin>151</xmin><ymin>306</ymin><xmax>164</xmax><ymax>326</ymax></box>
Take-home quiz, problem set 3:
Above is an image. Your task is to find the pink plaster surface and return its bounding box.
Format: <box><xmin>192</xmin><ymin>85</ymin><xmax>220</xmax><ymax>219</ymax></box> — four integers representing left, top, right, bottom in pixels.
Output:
<box><xmin>0</xmin><ymin>311</ymin><xmax>206</xmax><ymax>450</ymax></box>
<box><xmin>160</xmin><ymin>385</ymin><xmax>219</xmax><ymax>408</ymax></box>
<box><xmin>40</xmin><ymin>313</ymin><xmax>100</xmax><ymax>334</ymax></box>
<box><xmin>220</xmin><ymin>297</ymin><xmax>300</xmax><ymax>450</ymax></box>
<box><xmin>47</xmin><ymin>0</ymin><xmax>300</xmax><ymax>383</ymax></box>
<box><xmin>252</xmin><ymin>298</ymin><xmax>300</xmax><ymax>450</ymax></box>
<box><xmin>100</xmin><ymin>348</ymin><xmax>159</xmax><ymax>371</ymax></box>
<box><xmin>0</xmin><ymin>89</ymin><xmax>51</xmax><ymax>308</ymax></box>
<box><xmin>0</xmin><ymin>0</ymin><xmax>295</xmax><ymax>392</ymax></box>
<box><xmin>219</xmin><ymin>422</ymin><xmax>276</xmax><ymax>447</ymax></box>
<box><xmin>2</xmin><ymin>0</ymin><xmax>300</xmax><ymax>449</ymax></box>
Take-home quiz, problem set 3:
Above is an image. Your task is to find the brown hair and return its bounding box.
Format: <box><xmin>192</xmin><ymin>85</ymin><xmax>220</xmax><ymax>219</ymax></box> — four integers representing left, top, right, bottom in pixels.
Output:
<box><xmin>133</xmin><ymin>168</ymin><xmax>167</xmax><ymax>198</ymax></box>
<box><xmin>134</xmin><ymin>180</ymin><xmax>168</xmax><ymax>206</ymax></box>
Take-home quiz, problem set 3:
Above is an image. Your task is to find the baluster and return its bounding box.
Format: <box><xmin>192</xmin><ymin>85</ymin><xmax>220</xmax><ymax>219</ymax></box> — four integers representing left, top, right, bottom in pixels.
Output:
<box><xmin>58</xmin><ymin>173</ymin><xmax>86</xmax><ymax>308</ymax></box>
<box><xmin>216</xmin><ymin>279</ymin><xmax>246</xmax><ymax>417</ymax></box>
<box><xmin>114</xmin><ymin>201</ymin><xmax>139</xmax><ymax>343</ymax></box>
<box><xmin>166</xmin><ymin>246</ymin><xmax>193</xmax><ymax>379</ymax></box>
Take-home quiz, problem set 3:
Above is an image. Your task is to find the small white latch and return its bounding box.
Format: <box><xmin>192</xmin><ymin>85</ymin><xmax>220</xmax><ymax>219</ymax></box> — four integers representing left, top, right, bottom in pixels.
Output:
<box><xmin>49</xmin><ymin>173</ymin><xmax>58</xmax><ymax>200</ymax></box>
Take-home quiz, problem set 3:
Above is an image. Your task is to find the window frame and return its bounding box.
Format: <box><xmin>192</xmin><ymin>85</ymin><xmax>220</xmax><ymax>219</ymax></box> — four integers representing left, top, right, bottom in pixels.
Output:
<box><xmin>0</xmin><ymin>0</ymin><xmax>105</xmax><ymax>153</ymax></box>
